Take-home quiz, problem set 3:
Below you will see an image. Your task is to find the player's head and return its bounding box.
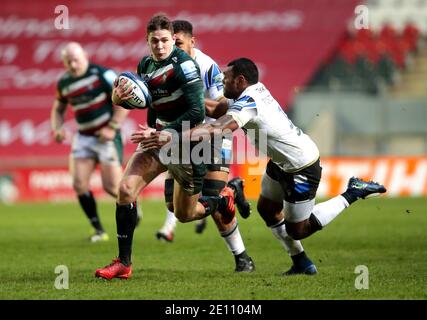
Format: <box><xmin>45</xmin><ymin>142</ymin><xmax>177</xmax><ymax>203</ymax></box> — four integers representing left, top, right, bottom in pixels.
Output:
<box><xmin>223</xmin><ymin>58</ymin><xmax>259</xmax><ymax>99</ymax></box>
<box><xmin>172</xmin><ymin>20</ymin><xmax>195</xmax><ymax>56</ymax></box>
<box><xmin>146</xmin><ymin>14</ymin><xmax>175</xmax><ymax>61</ymax></box>
<box><xmin>61</xmin><ymin>42</ymin><xmax>89</xmax><ymax>77</ymax></box>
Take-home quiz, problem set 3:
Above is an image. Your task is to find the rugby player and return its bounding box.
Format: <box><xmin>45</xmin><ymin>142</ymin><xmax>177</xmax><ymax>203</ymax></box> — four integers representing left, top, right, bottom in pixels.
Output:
<box><xmin>51</xmin><ymin>42</ymin><xmax>130</xmax><ymax>243</ymax></box>
<box><xmin>95</xmin><ymin>15</ymin><xmax>239</xmax><ymax>280</ymax></box>
<box><xmin>154</xmin><ymin>19</ymin><xmax>254</xmax><ymax>272</ymax></box>
<box><xmin>138</xmin><ymin>58</ymin><xmax>387</xmax><ymax>275</ymax></box>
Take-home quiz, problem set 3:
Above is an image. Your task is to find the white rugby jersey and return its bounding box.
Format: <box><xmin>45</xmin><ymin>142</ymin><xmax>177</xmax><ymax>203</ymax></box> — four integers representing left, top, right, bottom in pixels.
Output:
<box><xmin>194</xmin><ymin>48</ymin><xmax>224</xmax><ymax>101</ymax></box>
<box><xmin>194</xmin><ymin>48</ymin><xmax>232</xmax><ymax>161</ymax></box>
<box><xmin>227</xmin><ymin>82</ymin><xmax>319</xmax><ymax>172</ymax></box>
<box><xmin>193</xmin><ymin>48</ymin><xmax>229</xmax><ymax>125</ymax></box>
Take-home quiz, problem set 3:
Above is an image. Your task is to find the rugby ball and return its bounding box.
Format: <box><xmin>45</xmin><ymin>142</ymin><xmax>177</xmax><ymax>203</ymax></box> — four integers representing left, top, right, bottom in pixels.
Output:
<box><xmin>116</xmin><ymin>72</ymin><xmax>151</xmax><ymax>109</ymax></box>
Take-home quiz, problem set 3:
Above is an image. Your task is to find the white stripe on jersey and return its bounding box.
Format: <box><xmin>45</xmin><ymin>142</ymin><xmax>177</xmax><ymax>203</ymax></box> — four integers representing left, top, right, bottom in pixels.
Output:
<box><xmin>72</xmin><ymin>92</ymin><xmax>107</xmax><ymax>111</ymax></box>
<box><xmin>146</xmin><ymin>63</ymin><xmax>173</xmax><ymax>79</ymax></box>
<box><xmin>227</xmin><ymin>82</ymin><xmax>319</xmax><ymax>172</ymax></box>
<box><xmin>78</xmin><ymin>113</ymin><xmax>110</xmax><ymax>131</ymax></box>
<box><xmin>62</xmin><ymin>74</ymin><xmax>98</xmax><ymax>96</ymax></box>
<box><xmin>151</xmin><ymin>88</ymin><xmax>184</xmax><ymax>106</ymax></box>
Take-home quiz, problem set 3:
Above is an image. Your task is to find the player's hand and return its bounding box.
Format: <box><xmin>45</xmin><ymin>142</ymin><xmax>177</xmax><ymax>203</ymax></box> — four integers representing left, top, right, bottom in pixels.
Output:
<box><xmin>131</xmin><ymin>125</ymin><xmax>172</xmax><ymax>150</ymax></box>
<box><xmin>96</xmin><ymin>126</ymin><xmax>116</xmax><ymax>143</ymax></box>
<box><xmin>140</xmin><ymin>130</ymin><xmax>172</xmax><ymax>150</ymax></box>
<box><xmin>130</xmin><ymin>124</ymin><xmax>157</xmax><ymax>144</ymax></box>
<box><xmin>53</xmin><ymin>128</ymin><xmax>66</xmax><ymax>143</ymax></box>
<box><xmin>112</xmin><ymin>78</ymin><xmax>133</xmax><ymax>104</ymax></box>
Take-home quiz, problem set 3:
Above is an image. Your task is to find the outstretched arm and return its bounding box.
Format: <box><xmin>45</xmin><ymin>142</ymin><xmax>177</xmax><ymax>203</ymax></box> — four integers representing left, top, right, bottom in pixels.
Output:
<box><xmin>204</xmin><ymin>97</ymin><xmax>229</xmax><ymax>119</ymax></box>
<box><xmin>189</xmin><ymin>114</ymin><xmax>239</xmax><ymax>142</ymax></box>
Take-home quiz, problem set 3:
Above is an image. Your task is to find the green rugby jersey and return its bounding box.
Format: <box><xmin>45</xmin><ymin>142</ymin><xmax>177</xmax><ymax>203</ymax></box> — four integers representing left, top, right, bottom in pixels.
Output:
<box><xmin>56</xmin><ymin>63</ymin><xmax>117</xmax><ymax>135</ymax></box>
<box><xmin>137</xmin><ymin>47</ymin><xmax>205</xmax><ymax>132</ymax></box>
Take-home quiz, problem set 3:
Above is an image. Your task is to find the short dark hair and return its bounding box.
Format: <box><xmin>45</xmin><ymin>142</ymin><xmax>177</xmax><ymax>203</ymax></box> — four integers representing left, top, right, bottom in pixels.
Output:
<box><xmin>173</xmin><ymin>20</ymin><xmax>193</xmax><ymax>36</ymax></box>
<box><xmin>227</xmin><ymin>58</ymin><xmax>259</xmax><ymax>85</ymax></box>
<box><xmin>147</xmin><ymin>14</ymin><xmax>173</xmax><ymax>35</ymax></box>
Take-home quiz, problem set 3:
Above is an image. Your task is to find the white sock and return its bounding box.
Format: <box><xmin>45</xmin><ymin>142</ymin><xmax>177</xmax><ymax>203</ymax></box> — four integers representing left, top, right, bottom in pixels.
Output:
<box><xmin>160</xmin><ymin>209</ymin><xmax>177</xmax><ymax>233</ymax></box>
<box><xmin>220</xmin><ymin>221</ymin><xmax>245</xmax><ymax>255</ymax></box>
<box><xmin>270</xmin><ymin>219</ymin><xmax>304</xmax><ymax>256</ymax></box>
<box><xmin>312</xmin><ymin>195</ymin><xmax>349</xmax><ymax>227</ymax></box>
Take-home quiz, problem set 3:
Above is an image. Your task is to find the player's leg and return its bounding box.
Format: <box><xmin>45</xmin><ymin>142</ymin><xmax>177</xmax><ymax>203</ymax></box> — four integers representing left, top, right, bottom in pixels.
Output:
<box><xmin>258</xmin><ymin>166</ymin><xmax>317</xmax><ymax>275</ymax></box>
<box><xmin>97</xmin><ymin>134</ymin><xmax>123</xmax><ymax>198</ymax></box>
<box><xmin>227</xmin><ymin>177</ymin><xmax>251</xmax><ymax>218</ymax></box>
<box><xmin>156</xmin><ymin>173</ymin><xmax>177</xmax><ymax>242</ymax></box>
<box><xmin>97</xmin><ymin>133</ymin><xmax>142</xmax><ymax>227</ymax></box>
<box><xmin>95</xmin><ymin>150</ymin><xmax>167</xmax><ymax>279</ymax></box>
<box><xmin>70</xmin><ymin>134</ymin><xmax>106</xmax><ymax>241</ymax></box>
<box><xmin>309</xmin><ymin>176</ymin><xmax>386</xmax><ymax>230</ymax></box>
<box><xmin>282</xmin><ymin>160</ymin><xmax>386</xmax><ymax>240</ymax></box>
<box><xmin>169</xmin><ymin>161</ymin><xmax>235</xmax><ymax>224</ymax></box>
<box><xmin>205</xmin><ymin>170</ymin><xmax>254</xmax><ymax>272</ymax></box>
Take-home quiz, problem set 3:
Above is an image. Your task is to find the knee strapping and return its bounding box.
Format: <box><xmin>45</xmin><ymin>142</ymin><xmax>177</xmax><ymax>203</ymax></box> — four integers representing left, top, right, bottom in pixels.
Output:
<box><xmin>202</xmin><ymin>179</ymin><xmax>226</xmax><ymax>197</ymax></box>
<box><xmin>309</xmin><ymin>213</ymin><xmax>323</xmax><ymax>231</ymax></box>
<box><xmin>164</xmin><ymin>178</ymin><xmax>174</xmax><ymax>203</ymax></box>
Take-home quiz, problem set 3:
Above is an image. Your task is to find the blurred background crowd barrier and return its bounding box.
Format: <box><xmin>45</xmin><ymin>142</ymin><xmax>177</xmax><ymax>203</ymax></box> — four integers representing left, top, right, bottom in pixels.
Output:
<box><xmin>1</xmin><ymin>0</ymin><xmax>426</xmax><ymax>202</ymax></box>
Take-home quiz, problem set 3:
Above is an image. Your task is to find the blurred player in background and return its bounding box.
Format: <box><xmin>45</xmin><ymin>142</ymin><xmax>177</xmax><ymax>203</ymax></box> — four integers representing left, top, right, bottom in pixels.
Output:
<box><xmin>51</xmin><ymin>42</ymin><xmax>130</xmax><ymax>243</ymax></box>
<box><xmin>139</xmin><ymin>57</ymin><xmax>387</xmax><ymax>275</ymax></box>
<box><xmin>155</xmin><ymin>19</ymin><xmax>254</xmax><ymax>272</ymax></box>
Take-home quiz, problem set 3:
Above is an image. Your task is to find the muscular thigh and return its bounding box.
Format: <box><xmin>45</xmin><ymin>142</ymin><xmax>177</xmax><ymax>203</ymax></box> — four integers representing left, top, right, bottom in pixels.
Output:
<box><xmin>260</xmin><ymin>159</ymin><xmax>321</xmax><ymax>224</ymax></box>
<box><xmin>260</xmin><ymin>169</ymin><xmax>285</xmax><ymax>203</ymax></box>
<box><xmin>271</xmin><ymin>159</ymin><xmax>321</xmax><ymax>204</ymax></box>
<box><xmin>122</xmin><ymin>150</ymin><xmax>167</xmax><ymax>194</ymax></box>
<box><xmin>257</xmin><ymin>195</ymin><xmax>284</xmax><ymax>226</ymax></box>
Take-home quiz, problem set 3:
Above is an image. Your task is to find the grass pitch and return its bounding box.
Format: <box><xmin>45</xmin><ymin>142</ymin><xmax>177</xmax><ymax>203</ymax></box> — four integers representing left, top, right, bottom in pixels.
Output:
<box><xmin>0</xmin><ymin>197</ymin><xmax>426</xmax><ymax>300</ymax></box>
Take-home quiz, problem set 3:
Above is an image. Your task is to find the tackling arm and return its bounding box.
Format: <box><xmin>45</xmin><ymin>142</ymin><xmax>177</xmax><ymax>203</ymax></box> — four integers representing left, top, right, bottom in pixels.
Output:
<box><xmin>204</xmin><ymin>97</ymin><xmax>229</xmax><ymax>119</ymax></box>
<box><xmin>189</xmin><ymin>114</ymin><xmax>239</xmax><ymax>142</ymax></box>
<box><xmin>163</xmin><ymin>80</ymin><xmax>205</xmax><ymax>132</ymax></box>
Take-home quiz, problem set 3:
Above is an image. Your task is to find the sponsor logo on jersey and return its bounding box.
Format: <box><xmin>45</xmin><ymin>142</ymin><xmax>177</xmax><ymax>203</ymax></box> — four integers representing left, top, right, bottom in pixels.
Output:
<box><xmin>180</xmin><ymin>60</ymin><xmax>199</xmax><ymax>81</ymax></box>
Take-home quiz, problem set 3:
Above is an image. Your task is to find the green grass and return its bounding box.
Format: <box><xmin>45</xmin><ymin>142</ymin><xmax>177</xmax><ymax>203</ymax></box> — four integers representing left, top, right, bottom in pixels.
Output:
<box><xmin>0</xmin><ymin>198</ymin><xmax>426</xmax><ymax>300</ymax></box>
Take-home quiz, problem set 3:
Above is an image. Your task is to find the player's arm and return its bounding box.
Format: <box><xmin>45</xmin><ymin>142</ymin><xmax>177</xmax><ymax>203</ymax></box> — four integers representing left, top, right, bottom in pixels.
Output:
<box><xmin>203</xmin><ymin>63</ymin><xmax>229</xmax><ymax>119</ymax></box>
<box><xmin>51</xmin><ymin>82</ymin><xmax>69</xmax><ymax>143</ymax></box>
<box><xmin>135</xmin><ymin>97</ymin><xmax>256</xmax><ymax>148</ymax></box>
<box><xmin>147</xmin><ymin>107</ymin><xmax>157</xmax><ymax>129</ymax></box>
<box><xmin>97</xmin><ymin>69</ymin><xmax>131</xmax><ymax>142</ymax></box>
<box><xmin>50</xmin><ymin>98</ymin><xmax>68</xmax><ymax>143</ymax></box>
<box><xmin>133</xmin><ymin>80</ymin><xmax>205</xmax><ymax>148</ymax></box>
<box><xmin>161</xmin><ymin>58</ymin><xmax>205</xmax><ymax>132</ymax></box>
<box><xmin>163</xmin><ymin>80</ymin><xmax>205</xmax><ymax>132</ymax></box>
<box><xmin>189</xmin><ymin>114</ymin><xmax>239</xmax><ymax>142</ymax></box>
<box><xmin>204</xmin><ymin>97</ymin><xmax>229</xmax><ymax>119</ymax></box>
<box><xmin>190</xmin><ymin>99</ymin><xmax>257</xmax><ymax>141</ymax></box>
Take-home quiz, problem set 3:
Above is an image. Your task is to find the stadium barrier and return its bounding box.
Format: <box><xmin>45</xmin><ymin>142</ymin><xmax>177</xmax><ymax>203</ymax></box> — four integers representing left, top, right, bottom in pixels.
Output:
<box><xmin>1</xmin><ymin>156</ymin><xmax>427</xmax><ymax>203</ymax></box>
<box><xmin>240</xmin><ymin>156</ymin><xmax>427</xmax><ymax>199</ymax></box>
